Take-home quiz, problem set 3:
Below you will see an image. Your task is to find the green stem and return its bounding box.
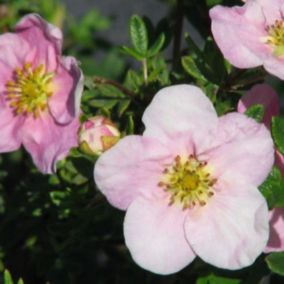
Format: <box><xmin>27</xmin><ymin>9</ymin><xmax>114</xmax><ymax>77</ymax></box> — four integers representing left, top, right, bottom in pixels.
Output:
<box><xmin>142</xmin><ymin>58</ymin><xmax>148</xmax><ymax>85</ymax></box>
<box><xmin>93</xmin><ymin>76</ymin><xmax>136</xmax><ymax>99</ymax></box>
<box><xmin>172</xmin><ymin>0</ymin><xmax>184</xmax><ymax>70</ymax></box>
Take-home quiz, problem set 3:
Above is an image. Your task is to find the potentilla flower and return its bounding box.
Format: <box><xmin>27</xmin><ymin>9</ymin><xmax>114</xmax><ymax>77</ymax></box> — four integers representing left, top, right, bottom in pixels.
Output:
<box><xmin>79</xmin><ymin>116</ymin><xmax>120</xmax><ymax>156</ymax></box>
<box><xmin>210</xmin><ymin>0</ymin><xmax>284</xmax><ymax>80</ymax></box>
<box><xmin>95</xmin><ymin>84</ymin><xmax>274</xmax><ymax>274</ymax></box>
<box><xmin>0</xmin><ymin>14</ymin><xmax>83</xmax><ymax>173</ymax></box>
<box><xmin>238</xmin><ymin>83</ymin><xmax>284</xmax><ymax>253</ymax></box>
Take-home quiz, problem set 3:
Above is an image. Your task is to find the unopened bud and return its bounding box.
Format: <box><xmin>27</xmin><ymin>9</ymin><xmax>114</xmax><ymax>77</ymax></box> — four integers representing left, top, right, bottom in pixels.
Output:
<box><xmin>79</xmin><ymin>116</ymin><xmax>120</xmax><ymax>155</ymax></box>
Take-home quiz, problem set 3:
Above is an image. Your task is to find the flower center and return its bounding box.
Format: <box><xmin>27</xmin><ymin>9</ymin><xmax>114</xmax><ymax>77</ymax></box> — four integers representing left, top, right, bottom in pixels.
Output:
<box><xmin>158</xmin><ymin>155</ymin><xmax>216</xmax><ymax>210</ymax></box>
<box><xmin>6</xmin><ymin>63</ymin><xmax>54</xmax><ymax>118</ymax></box>
<box><xmin>266</xmin><ymin>20</ymin><xmax>284</xmax><ymax>56</ymax></box>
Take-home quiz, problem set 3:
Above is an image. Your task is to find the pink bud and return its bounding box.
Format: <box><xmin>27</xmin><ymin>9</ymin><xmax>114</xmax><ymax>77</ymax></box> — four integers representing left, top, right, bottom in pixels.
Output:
<box><xmin>79</xmin><ymin>116</ymin><xmax>120</xmax><ymax>155</ymax></box>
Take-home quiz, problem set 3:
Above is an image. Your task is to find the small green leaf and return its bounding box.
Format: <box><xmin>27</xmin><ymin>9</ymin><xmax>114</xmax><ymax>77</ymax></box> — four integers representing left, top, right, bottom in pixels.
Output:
<box><xmin>182</xmin><ymin>55</ymin><xmax>207</xmax><ymax>82</ymax></box>
<box><xmin>129</xmin><ymin>15</ymin><xmax>148</xmax><ymax>56</ymax></box>
<box><xmin>147</xmin><ymin>33</ymin><xmax>165</xmax><ymax>57</ymax></box>
<box><xmin>117</xmin><ymin>99</ymin><xmax>131</xmax><ymax>117</ymax></box>
<box><xmin>245</xmin><ymin>104</ymin><xmax>264</xmax><ymax>123</ymax></box>
<box><xmin>259</xmin><ymin>167</ymin><xmax>284</xmax><ymax>208</ymax></box>
<box><xmin>272</xmin><ymin>117</ymin><xmax>284</xmax><ymax>155</ymax></box>
<box><xmin>266</xmin><ymin>252</ymin><xmax>284</xmax><ymax>276</ymax></box>
<box><xmin>126</xmin><ymin>113</ymin><xmax>135</xmax><ymax>134</ymax></box>
<box><xmin>121</xmin><ymin>46</ymin><xmax>144</xmax><ymax>60</ymax></box>
<box><xmin>4</xmin><ymin>270</ymin><xmax>14</xmax><ymax>284</ymax></box>
<box><xmin>89</xmin><ymin>99</ymin><xmax>117</xmax><ymax>109</ymax></box>
<box><xmin>17</xmin><ymin>279</ymin><xmax>24</xmax><ymax>284</ymax></box>
<box><xmin>196</xmin><ymin>273</ymin><xmax>240</xmax><ymax>284</ymax></box>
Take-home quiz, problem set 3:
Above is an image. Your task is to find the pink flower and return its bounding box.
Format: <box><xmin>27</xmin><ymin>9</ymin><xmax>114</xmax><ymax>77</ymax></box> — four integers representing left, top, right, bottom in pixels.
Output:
<box><xmin>79</xmin><ymin>116</ymin><xmax>120</xmax><ymax>156</ymax></box>
<box><xmin>95</xmin><ymin>84</ymin><xmax>274</xmax><ymax>274</ymax></box>
<box><xmin>0</xmin><ymin>14</ymin><xmax>83</xmax><ymax>173</ymax></box>
<box><xmin>210</xmin><ymin>0</ymin><xmax>284</xmax><ymax>79</ymax></box>
<box><xmin>237</xmin><ymin>83</ymin><xmax>284</xmax><ymax>253</ymax></box>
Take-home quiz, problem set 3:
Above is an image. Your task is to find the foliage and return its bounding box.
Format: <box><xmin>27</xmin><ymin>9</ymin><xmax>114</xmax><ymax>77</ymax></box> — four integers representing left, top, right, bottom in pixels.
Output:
<box><xmin>0</xmin><ymin>0</ymin><xmax>283</xmax><ymax>283</ymax></box>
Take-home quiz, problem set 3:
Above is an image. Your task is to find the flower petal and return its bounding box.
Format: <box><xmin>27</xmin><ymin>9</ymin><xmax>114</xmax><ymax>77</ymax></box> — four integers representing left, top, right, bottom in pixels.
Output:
<box><xmin>210</xmin><ymin>3</ymin><xmax>268</xmax><ymax>68</ymax></box>
<box><xmin>265</xmin><ymin>208</ymin><xmax>284</xmax><ymax>253</ymax></box>
<box><xmin>94</xmin><ymin>135</ymin><xmax>172</xmax><ymax>210</ymax></box>
<box><xmin>263</xmin><ymin>56</ymin><xmax>284</xmax><ymax>80</ymax></box>
<box><xmin>124</xmin><ymin>197</ymin><xmax>196</xmax><ymax>275</ymax></box>
<box><xmin>203</xmin><ymin>113</ymin><xmax>274</xmax><ymax>186</ymax></box>
<box><xmin>0</xmin><ymin>106</ymin><xmax>23</xmax><ymax>152</ymax></box>
<box><xmin>22</xmin><ymin>114</ymin><xmax>80</xmax><ymax>174</ymax></box>
<box><xmin>237</xmin><ymin>84</ymin><xmax>280</xmax><ymax>127</ymax></box>
<box><xmin>48</xmin><ymin>56</ymin><xmax>83</xmax><ymax>124</ymax></box>
<box><xmin>185</xmin><ymin>184</ymin><xmax>269</xmax><ymax>269</ymax></box>
<box><xmin>16</xmin><ymin>13</ymin><xmax>63</xmax><ymax>70</ymax></box>
<box><xmin>142</xmin><ymin>85</ymin><xmax>218</xmax><ymax>145</ymax></box>
<box><xmin>0</xmin><ymin>33</ymin><xmax>33</xmax><ymax>91</ymax></box>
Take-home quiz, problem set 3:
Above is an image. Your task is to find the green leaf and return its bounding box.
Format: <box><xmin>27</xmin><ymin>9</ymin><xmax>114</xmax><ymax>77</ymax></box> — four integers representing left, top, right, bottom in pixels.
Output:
<box><xmin>196</xmin><ymin>273</ymin><xmax>240</xmax><ymax>284</ymax></box>
<box><xmin>126</xmin><ymin>113</ymin><xmax>135</xmax><ymax>134</ymax></box>
<box><xmin>17</xmin><ymin>279</ymin><xmax>24</xmax><ymax>284</ymax></box>
<box><xmin>272</xmin><ymin>117</ymin><xmax>284</xmax><ymax>155</ymax></box>
<box><xmin>4</xmin><ymin>270</ymin><xmax>14</xmax><ymax>284</ymax></box>
<box><xmin>259</xmin><ymin>167</ymin><xmax>284</xmax><ymax>208</ymax></box>
<box><xmin>121</xmin><ymin>46</ymin><xmax>144</xmax><ymax>61</ymax></box>
<box><xmin>89</xmin><ymin>99</ymin><xmax>117</xmax><ymax>109</ymax></box>
<box><xmin>182</xmin><ymin>55</ymin><xmax>207</xmax><ymax>82</ymax></box>
<box><xmin>129</xmin><ymin>15</ymin><xmax>148</xmax><ymax>56</ymax></box>
<box><xmin>147</xmin><ymin>33</ymin><xmax>165</xmax><ymax>57</ymax></box>
<box><xmin>117</xmin><ymin>99</ymin><xmax>131</xmax><ymax>117</ymax></box>
<box><xmin>266</xmin><ymin>252</ymin><xmax>284</xmax><ymax>276</ymax></box>
<box><xmin>245</xmin><ymin>104</ymin><xmax>264</xmax><ymax>123</ymax></box>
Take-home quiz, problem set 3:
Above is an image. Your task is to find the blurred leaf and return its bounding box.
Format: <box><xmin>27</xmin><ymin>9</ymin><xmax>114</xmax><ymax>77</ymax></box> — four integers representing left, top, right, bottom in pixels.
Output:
<box><xmin>124</xmin><ymin>69</ymin><xmax>143</xmax><ymax>92</ymax></box>
<box><xmin>196</xmin><ymin>273</ymin><xmax>240</xmax><ymax>284</ymax></box>
<box><xmin>206</xmin><ymin>0</ymin><xmax>223</xmax><ymax>7</ymax></box>
<box><xmin>121</xmin><ymin>46</ymin><xmax>144</xmax><ymax>60</ymax></box>
<box><xmin>4</xmin><ymin>270</ymin><xmax>14</xmax><ymax>284</ymax></box>
<box><xmin>245</xmin><ymin>104</ymin><xmax>264</xmax><ymax>123</ymax></box>
<box><xmin>266</xmin><ymin>252</ymin><xmax>284</xmax><ymax>276</ymax></box>
<box><xmin>129</xmin><ymin>15</ymin><xmax>148</xmax><ymax>56</ymax></box>
<box><xmin>272</xmin><ymin>117</ymin><xmax>284</xmax><ymax>155</ymax></box>
<box><xmin>182</xmin><ymin>55</ymin><xmax>207</xmax><ymax>82</ymax></box>
<box><xmin>147</xmin><ymin>33</ymin><xmax>165</xmax><ymax>57</ymax></box>
<box><xmin>117</xmin><ymin>99</ymin><xmax>131</xmax><ymax>117</ymax></box>
<box><xmin>260</xmin><ymin>167</ymin><xmax>284</xmax><ymax>208</ymax></box>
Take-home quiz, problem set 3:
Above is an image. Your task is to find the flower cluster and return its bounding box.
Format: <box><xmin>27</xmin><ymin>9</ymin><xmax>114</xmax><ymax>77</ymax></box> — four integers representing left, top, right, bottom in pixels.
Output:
<box><xmin>2</xmin><ymin>2</ymin><xmax>284</xmax><ymax>279</ymax></box>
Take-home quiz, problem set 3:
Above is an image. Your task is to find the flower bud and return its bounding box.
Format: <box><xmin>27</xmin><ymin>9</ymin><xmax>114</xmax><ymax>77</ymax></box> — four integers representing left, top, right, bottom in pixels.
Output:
<box><xmin>79</xmin><ymin>116</ymin><xmax>120</xmax><ymax>155</ymax></box>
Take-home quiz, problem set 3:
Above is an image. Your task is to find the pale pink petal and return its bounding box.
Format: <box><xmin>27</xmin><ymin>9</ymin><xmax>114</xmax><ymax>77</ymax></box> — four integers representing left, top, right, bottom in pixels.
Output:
<box><xmin>0</xmin><ymin>33</ymin><xmax>33</xmax><ymax>92</ymax></box>
<box><xmin>0</xmin><ymin>106</ymin><xmax>24</xmax><ymax>152</ymax></box>
<box><xmin>22</xmin><ymin>114</ymin><xmax>80</xmax><ymax>174</ymax></box>
<box><xmin>237</xmin><ymin>84</ymin><xmax>280</xmax><ymax>127</ymax></box>
<box><xmin>48</xmin><ymin>56</ymin><xmax>83</xmax><ymax>124</ymax></box>
<box><xmin>185</xmin><ymin>184</ymin><xmax>269</xmax><ymax>269</ymax></box>
<box><xmin>202</xmin><ymin>113</ymin><xmax>274</xmax><ymax>186</ymax></box>
<box><xmin>256</xmin><ymin>0</ymin><xmax>284</xmax><ymax>25</ymax></box>
<box><xmin>94</xmin><ymin>135</ymin><xmax>173</xmax><ymax>210</ymax></box>
<box><xmin>263</xmin><ymin>56</ymin><xmax>284</xmax><ymax>80</ymax></box>
<box><xmin>265</xmin><ymin>208</ymin><xmax>284</xmax><ymax>253</ymax></box>
<box><xmin>142</xmin><ymin>85</ymin><xmax>218</xmax><ymax>145</ymax></box>
<box><xmin>124</xmin><ymin>197</ymin><xmax>195</xmax><ymax>275</ymax></box>
<box><xmin>15</xmin><ymin>14</ymin><xmax>62</xmax><ymax>70</ymax></box>
<box><xmin>210</xmin><ymin>4</ymin><xmax>269</xmax><ymax>68</ymax></box>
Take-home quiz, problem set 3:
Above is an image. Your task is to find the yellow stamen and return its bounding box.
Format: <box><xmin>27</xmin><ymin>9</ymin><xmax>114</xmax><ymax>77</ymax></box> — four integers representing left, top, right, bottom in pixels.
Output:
<box><xmin>6</xmin><ymin>63</ymin><xmax>54</xmax><ymax>118</ymax></box>
<box><xmin>158</xmin><ymin>155</ymin><xmax>216</xmax><ymax>209</ymax></box>
<box><xmin>265</xmin><ymin>19</ymin><xmax>284</xmax><ymax>56</ymax></box>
